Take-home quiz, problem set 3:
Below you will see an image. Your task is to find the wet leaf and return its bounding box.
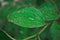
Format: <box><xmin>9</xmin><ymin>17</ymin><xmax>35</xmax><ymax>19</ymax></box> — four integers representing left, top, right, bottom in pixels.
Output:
<box><xmin>8</xmin><ymin>7</ymin><xmax>45</xmax><ymax>28</ymax></box>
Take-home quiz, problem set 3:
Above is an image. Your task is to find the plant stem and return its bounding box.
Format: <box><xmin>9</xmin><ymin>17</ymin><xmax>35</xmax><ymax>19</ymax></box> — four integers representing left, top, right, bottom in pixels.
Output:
<box><xmin>0</xmin><ymin>29</ymin><xmax>16</xmax><ymax>40</ymax></box>
<box><xmin>23</xmin><ymin>23</ymin><xmax>50</xmax><ymax>40</ymax></box>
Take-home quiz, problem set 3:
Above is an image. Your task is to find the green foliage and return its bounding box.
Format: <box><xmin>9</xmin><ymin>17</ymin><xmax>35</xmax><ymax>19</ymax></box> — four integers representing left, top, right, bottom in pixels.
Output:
<box><xmin>8</xmin><ymin>7</ymin><xmax>45</xmax><ymax>28</ymax></box>
<box><xmin>50</xmin><ymin>21</ymin><xmax>60</xmax><ymax>40</ymax></box>
<box><xmin>0</xmin><ymin>30</ymin><xmax>11</xmax><ymax>40</ymax></box>
<box><xmin>3</xmin><ymin>22</ymin><xmax>41</xmax><ymax>40</ymax></box>
<box><xmin>38</xmin><ymin>2</ymin><xmax>58</xmax><ymax>21</ymax></box>
<box><xmin>0</xmin><ymin>0</ymin><xmax>60</xmax><ymax>40</ymax></box>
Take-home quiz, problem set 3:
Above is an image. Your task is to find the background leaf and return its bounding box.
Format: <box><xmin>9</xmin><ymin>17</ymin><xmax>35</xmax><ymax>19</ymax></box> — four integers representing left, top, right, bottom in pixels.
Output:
<box><xmin>38</xmin><ymin>2</ymin><xmax>58</xmax><ymax>21</ymax></box>
<box><xmin>50</xmin><ymin>21</ymin><xmax>60</xmax><ymax>40</ymax></box>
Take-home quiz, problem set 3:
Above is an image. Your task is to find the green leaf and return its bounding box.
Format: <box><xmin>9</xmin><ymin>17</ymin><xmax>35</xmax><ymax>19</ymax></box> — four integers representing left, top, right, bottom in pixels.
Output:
<box><xmin>0</xmin><ymin>30</ymin><xmax>11</xmax><ymax>40</ymax></box>
<box><xmin>50</xmin><ymin>21</ymin><xmax>60</xmax><ymax>40</ymax></box>
<box><xmin>0</xmin><ymin>8</ymin><xmax>8</xmax><ymax>19</ymax></box>
<box><xmin>40</xmin><ymin>24</ymin><xmax>51</xmax><ymax>40</ymax></box>
<box><xmin>4</xmin><ymin>22</ymin><xmax>41</xmax><ymax>40</ymax></box>
<box><xmin>38</xmin><ymin>2</ymin><xmax>58</xmax><ymax>21</ymax></box>
<box><xmin>4</xmin><ymin>22</ymin><xmax>20</xmax><ymax>37</ymax></box>
<box><xmin>8</xmin><ymin>7</ymin><xmax>45</xmax><ymax>28</ymax></box>
<box><xmin>14</xmin><ymin>28</ymin><xmax>40</xmax><ymax>40</ymax></box>
<box><xmin>4</xmin><ymin>22</ymin><xmax>29</xmax><ymax>40</ymax></box>
<box><xmin>0</xmin><ymin>6</ymin><xmax>18</xmax><ymax>20</ymax></box>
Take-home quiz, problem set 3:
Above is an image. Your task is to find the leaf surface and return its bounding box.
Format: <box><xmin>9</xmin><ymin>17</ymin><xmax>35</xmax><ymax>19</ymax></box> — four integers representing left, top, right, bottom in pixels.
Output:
<box><xmin>38</xmin><ymin>2</ymin><xmax>58</xmax><ymax>21</ymax></box>
<box><xmin>8</xmin><ymin>7</ymin><xmax>45</xmax><ymax>28</ymax></box>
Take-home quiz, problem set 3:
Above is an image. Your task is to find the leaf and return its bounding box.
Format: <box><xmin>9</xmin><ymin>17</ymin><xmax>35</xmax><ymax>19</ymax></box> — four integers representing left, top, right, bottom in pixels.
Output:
<box><xmin>40</xmin><ymin>24</ymin><xmax>51</xmax><ymax>40</ymax></box>
<box><xmin>8</xmin><ymin>7</ymin><xmax>45</xmax><ymax>28</ymax></box>
<box><xmin>13</xmin><ymin>28</ymin><xmax>40</xmax><ymax>40</ymax></box>
<box><xmin>50</xmin><ymin>21</ymin><xmax>60</xmax><ymax>40</ymax></box>
<box><xmin>4</xmin><ymin>22</ymin><xmax>20</xmax><ymax>37</ymax></box>
<box><xmin>38</xmin><ymin>2</ymin><xmax>58</xmax><ymax>21</ymax></box>
<box><xmin>0</xmin><ymin>6</ymin><xmax>18</xmax><ymax>20</ymax></box>
<box><xmin>4</xmin><ymin>22</ymin><xmax>41</xmax><ymax>40</ymax></box>
<box><xmin>15</xmin><ymin>28</ymin><xmax>41</xmax><ymax>40</ymax></box>
<box><xmin>4</xmin><ymin>22</ymin><xmax>29</xmax><ymax>40</ymax></box>
<box><xmin>0</xmin><ymin>8</ymin><xmax>8</xmax><ymax>19</ymax></box>
<box><xmin>3</xmin><ymin>22</ymin><xmax>28</xmax><ymax>39</ymax></box>
<box><xmin>0</xmin><ymin>30</ymin><xmax>11</xmax><ymax>40</ymax></box>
